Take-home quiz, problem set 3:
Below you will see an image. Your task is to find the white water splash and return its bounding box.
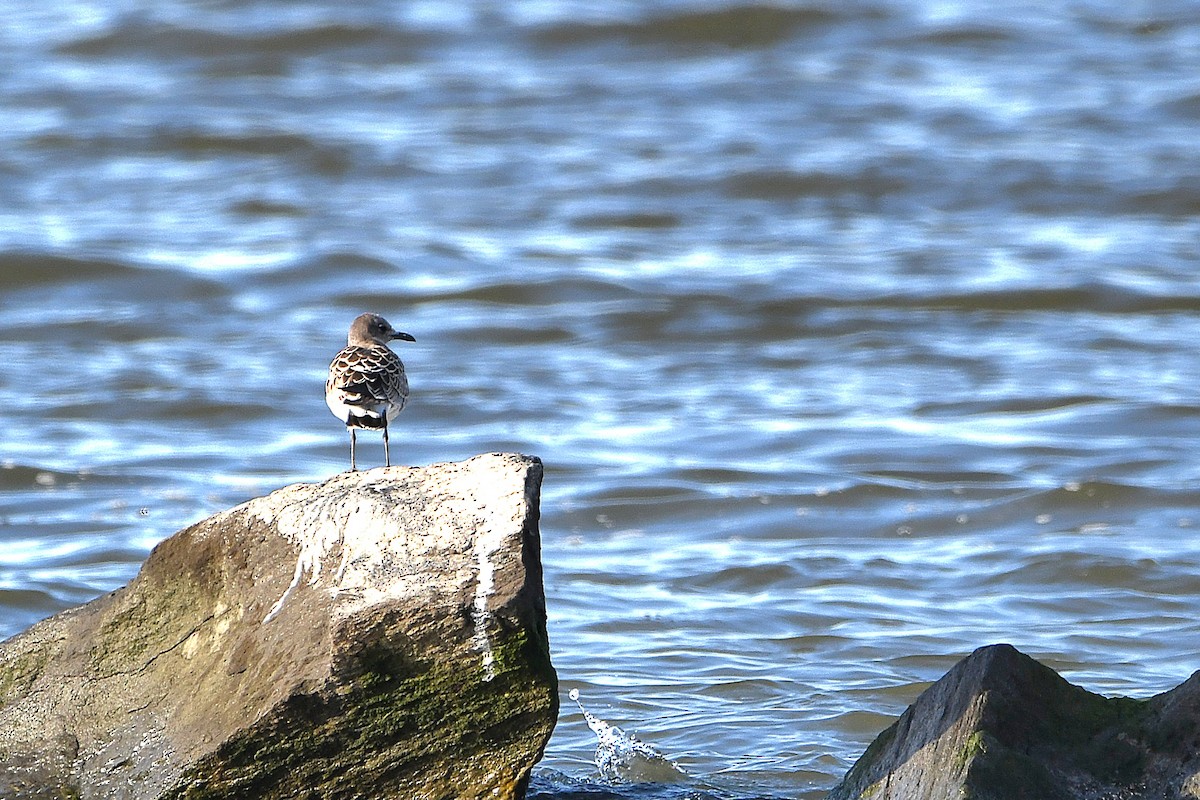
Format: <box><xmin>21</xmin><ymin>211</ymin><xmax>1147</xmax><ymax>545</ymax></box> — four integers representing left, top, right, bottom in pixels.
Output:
<box><xmin>568</xmin><ymin>688</ymin><xmax>688</xmax><ymax>783</ymax></box>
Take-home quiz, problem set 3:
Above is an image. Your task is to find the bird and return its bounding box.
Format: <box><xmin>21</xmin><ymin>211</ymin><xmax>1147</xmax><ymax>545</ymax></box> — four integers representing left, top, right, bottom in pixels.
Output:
<box><xmin>325</xmin><ymin>313</ymin><xmax>415</xmax><ymax>471</ymax></box>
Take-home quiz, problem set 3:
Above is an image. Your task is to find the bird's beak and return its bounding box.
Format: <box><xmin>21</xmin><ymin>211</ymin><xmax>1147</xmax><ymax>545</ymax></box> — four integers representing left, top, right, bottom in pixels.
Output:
<box><xmin>392</xmin><ymin>331</ymin><xmax>416</xmax><ymax>342</ymax></box>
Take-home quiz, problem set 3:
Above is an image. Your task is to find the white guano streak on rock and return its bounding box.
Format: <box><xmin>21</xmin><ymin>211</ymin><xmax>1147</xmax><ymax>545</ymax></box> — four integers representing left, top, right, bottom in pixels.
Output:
<box><xmin>252</xmin><ymin>480</ymin><xmax>395</xmax><ymax>624</ymax></box>
<box><xmin>443</xmin><ymin>459</ymin><xmax>529</xmax><ymax>683</ymax></box>
<box><xmin>470</xmin><ymin>525</ymin><xmax>502</xmax><ymax>682</ymax></box>
<box><xmin>257</xmin><ymin>484</ymin><xmax>347</xmax><ymax>623</ymax></box>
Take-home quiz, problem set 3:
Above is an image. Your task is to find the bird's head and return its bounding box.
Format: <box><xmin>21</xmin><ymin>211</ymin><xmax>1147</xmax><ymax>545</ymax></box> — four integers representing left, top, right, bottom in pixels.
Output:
<box><xmin>349</xmin><ymin>313</ymin><xmax>416</xmax><ymax>347</ymax></box>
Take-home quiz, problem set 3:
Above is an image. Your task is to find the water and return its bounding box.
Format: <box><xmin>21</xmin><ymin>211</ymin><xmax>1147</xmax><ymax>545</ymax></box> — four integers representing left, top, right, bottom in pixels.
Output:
<box><xmin>2</xmin><ymin>1</ymin><xmax>1200</xmax><ymax>797</ymax></box>
<box><xmin>568</xmin><ymin>689</ymin><xmax>690</xmax><ymax>784</ymax></box>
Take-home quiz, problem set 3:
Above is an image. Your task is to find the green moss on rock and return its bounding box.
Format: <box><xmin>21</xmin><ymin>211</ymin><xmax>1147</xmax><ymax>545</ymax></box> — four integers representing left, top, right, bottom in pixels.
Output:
<box><xmin>0</xmin><ymin>645</ymin><xmax>51</xmax><ymax>706</ymax></box>
<box><xmin>166</xmin><ymin>624</ymin><xmax>556</xmax><ymax>800</ymax></box>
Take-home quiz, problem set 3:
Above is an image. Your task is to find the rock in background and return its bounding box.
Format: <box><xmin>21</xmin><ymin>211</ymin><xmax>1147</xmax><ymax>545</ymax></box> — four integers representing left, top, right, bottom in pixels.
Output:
<box><xmin>829</xmin><ymin>643</ymin><xmax>1200</xmax><ymax>800</ymax></box>
<box><xmin>0</xmin><ymin>452</ymin><xmax>557</xmax><ymax>800</ymax></box>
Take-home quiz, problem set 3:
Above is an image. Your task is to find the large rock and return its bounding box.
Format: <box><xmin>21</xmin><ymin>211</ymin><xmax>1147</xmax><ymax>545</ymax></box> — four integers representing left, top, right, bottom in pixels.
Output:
<box><xmin>0</xmin><ymin>452</ymin><xmax>557</xmax><ymax>799</ymax></box>
<box><xmin>829</xmin><ymin>643</ymin><xmax>1200</xmax><ymax>800</ymax></box>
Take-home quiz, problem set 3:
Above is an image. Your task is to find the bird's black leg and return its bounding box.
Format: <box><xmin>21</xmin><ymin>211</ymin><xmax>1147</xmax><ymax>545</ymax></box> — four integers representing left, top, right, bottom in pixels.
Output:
<box><xmin>349</xmin><ymin>428</ymin><xmax>357</xmax><ymax>471</ymax></box>
<box><xmin>383</xmin><ymin>416</ymin><xmax>391</xmax><ymax>468</ymax></box>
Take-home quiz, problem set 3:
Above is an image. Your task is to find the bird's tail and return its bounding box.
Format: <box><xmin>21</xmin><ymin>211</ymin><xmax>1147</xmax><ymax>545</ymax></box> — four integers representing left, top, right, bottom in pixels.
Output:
<box><xmin>346</xmin><ymin>411</ymin><xmax>386</xmax><ymax>430</ymax></box>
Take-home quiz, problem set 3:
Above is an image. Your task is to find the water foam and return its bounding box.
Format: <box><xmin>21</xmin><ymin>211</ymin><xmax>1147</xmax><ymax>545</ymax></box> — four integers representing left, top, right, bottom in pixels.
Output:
<box><xmin>569</xmin><ymin>688</ymin><xmax>688</xmax><ymax>784</ymax></box>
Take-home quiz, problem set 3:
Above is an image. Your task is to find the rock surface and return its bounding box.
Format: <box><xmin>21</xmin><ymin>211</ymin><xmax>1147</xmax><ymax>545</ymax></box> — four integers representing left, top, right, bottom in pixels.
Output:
<box><xmin>829</xmin><ymin>643</ymin><xmax>1200</xmax><ymax>800</ymax></box>
<box><xmin>0</xmin><ymin>452</ymin><xmax>557</xmax><ymax>800</ymax></box>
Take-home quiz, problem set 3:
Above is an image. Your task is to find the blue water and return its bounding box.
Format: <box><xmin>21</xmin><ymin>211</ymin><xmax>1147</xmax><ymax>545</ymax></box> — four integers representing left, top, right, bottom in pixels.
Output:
<box><xmin>2</xmin><ymin>2</ymin><xmax>1200</xmax><ymax>797</ymax></box>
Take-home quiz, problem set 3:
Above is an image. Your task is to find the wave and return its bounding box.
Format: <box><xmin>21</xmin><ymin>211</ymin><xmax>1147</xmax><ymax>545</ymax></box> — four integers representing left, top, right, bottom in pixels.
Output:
<box><xmin>28</xmin><ymin>126</ymin><xmax>355</xmax><ymax>177</ymax></box>
<box><xmin>571</xmin><ymin>212</ymin><xmax>682</xmax><ymax>231</ymax></box>
<box><xmin>892</xmin><ymin>23</ymin><xmax>1023</xmax><ymax>50</ymax></box>
<box><xmin>914</xmin><ymin>396</ymin><xmax>1112</xmax><ymax>419</ymax></box>
<box><xmin>1157</xmin><ymin>91</ymin><xmax>1200</xmax><ymax>122</ymax></box>
<box><xmin>718</xmin><ymin>157</ymin><xmax>1200</xmax><ymax>217</ymax></box>
<box><xmin>56</xmin><ymin>17</ymin><xmax>438</xmax><ymax>60</ymax></box>
<box><xmin>0</xmin><ymin>589</ymin><xmax>64</xmax><ymax>629</ymax></box>
<box><xmin>724</xmin><ymin>168</ymin><xmax>908</xmax><ymax>202</ymax></box>
<box><xmin>801</xmin><ymin>282</ymin><xmax>1200</xmax><ymax>314</ymax></box>
<box><xmin>530</xmin><ymin>4</ymin><xmax>860</xmax><ymax>50</ymax></box>
<box><xmin>0</xmin><ymin>250</ymin><xmax>223</xmax><ymax>299</ymax></box>
<box><xmin>0</xmin><ymin>464</ymin><xmax>101</xmax><ymax>490</ymax></box>
<box><xmin>0</xmin><ymin>252</ymin><xmax>133</xmax><ymax>288</ymax></box>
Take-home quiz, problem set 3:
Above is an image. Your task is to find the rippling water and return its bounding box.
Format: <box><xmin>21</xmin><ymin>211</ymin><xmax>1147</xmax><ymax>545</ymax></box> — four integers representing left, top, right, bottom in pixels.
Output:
<box><xmin>3</xmin><ymin>1</ymin><xmax>1200</xmax><ymax>797</ymax></box>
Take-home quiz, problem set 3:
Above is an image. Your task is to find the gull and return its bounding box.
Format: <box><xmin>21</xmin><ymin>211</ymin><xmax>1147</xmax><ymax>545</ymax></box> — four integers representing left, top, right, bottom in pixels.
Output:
<box><xmin>325</xmin><ymin>313</ymin><xmax>414</xmax><ymax>470</ymax></box>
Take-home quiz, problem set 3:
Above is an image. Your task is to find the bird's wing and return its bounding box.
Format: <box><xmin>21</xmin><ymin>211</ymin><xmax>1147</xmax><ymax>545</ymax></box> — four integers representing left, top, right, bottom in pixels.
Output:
<box><xmin>327</xmin><ymin>346</ymin><xmax>408</xmax><ymax>407</ymax></box>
